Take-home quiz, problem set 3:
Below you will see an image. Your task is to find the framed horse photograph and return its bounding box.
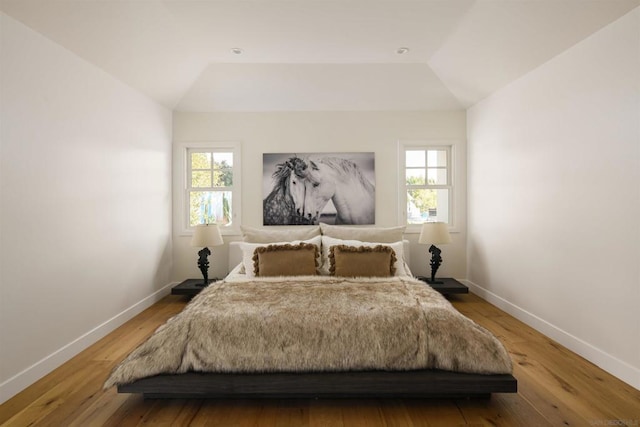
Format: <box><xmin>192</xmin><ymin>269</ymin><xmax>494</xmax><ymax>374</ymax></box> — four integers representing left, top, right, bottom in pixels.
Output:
<box><xmin>263</xmin><ymin>152</ymin><xmax>375</xmax><ymax>225</ymax></box>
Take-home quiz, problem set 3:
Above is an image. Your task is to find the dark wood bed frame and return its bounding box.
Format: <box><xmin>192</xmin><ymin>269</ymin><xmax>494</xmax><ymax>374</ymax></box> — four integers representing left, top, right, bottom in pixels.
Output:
<box><xmin>121</xmin><ymin>244</ymin><xmax>517</xmax><ymax>399</ymax></box>
<box><xmin>118</xmin><ymin>370</ymin><xmax>517</xmax><ymax>399</ymax></box>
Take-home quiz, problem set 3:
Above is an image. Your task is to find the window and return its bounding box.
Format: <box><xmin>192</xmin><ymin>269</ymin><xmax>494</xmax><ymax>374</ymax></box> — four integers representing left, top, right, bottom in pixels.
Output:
<box><xmin>182</xmin><ymin>143</ymin><xmax>241</xmax><ymax>234</ymax></box>
<box><xmin>399</xmin><ymin>143</ymin><xmax>453</xmax><ymax>227</ymax></box>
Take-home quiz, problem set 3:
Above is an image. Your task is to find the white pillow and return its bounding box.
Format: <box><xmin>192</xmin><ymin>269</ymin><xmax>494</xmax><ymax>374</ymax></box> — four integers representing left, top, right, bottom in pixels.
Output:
<box><xmin>320</xmin><ymin>236</ymin><xmax>409</xmax><ymax>277</ymax></box>
<box><xmin>320</xmin><ymin>224</ymin><xmax>405</xmax><ymax>243</ymax></box>
<box><xmin>241</xmin><ymin>225</ymin><xmax>320</xmax><ymax>243</ymax></box>
<box><xmin>240</xmin><ymin>235</ymin><xmax>322</xmax><ymax>278</ymax></box>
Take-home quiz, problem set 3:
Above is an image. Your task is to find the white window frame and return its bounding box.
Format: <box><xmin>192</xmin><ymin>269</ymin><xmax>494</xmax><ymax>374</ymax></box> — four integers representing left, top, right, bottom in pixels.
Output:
<box><xmin>398</xmin><ymin>140</ymin><xmax>457</xmax><ymax>233</ymax></box>
<box><xmin>178</xmin><ymin>141</ymin><xmax>242</xmax><ymax>236</ymax></box>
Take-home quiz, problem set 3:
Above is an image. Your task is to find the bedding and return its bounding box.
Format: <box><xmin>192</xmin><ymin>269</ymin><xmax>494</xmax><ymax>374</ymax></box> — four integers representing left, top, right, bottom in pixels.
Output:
<box><xmin>104</xmin><ymin>274</ymin><xmax>512</xmax><ymax>389</ymax></box>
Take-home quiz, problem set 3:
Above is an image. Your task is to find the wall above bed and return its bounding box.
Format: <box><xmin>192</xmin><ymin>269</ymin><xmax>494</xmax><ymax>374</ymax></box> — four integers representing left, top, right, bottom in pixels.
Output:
<box><xmin>171</xmin><ymin>111</ymin><xmax>467</xmax><ymax>281</ymax></box>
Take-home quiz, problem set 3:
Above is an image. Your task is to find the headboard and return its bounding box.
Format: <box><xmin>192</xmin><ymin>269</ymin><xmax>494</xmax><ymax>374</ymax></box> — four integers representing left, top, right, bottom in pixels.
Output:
<box><xmin>228</xmin><ymin>240</ymin><xmax>411</xmax><ymax>273</ymax></box>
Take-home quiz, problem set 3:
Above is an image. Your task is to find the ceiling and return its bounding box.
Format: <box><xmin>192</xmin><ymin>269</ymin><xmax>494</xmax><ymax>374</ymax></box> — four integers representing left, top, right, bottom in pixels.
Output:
<box><xmin>1</xmin><ymin>0</ymin><xmax>638</xmax><ymax>112</ymax></box>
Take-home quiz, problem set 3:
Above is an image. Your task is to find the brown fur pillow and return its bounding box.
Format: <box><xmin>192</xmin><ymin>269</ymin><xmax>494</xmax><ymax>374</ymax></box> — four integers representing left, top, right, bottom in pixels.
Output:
<box><xmin>253</xmin><ymin>243</ymin><xmax>319</xmax><ymax>277</ymax></box>
<box><xmin>329</xmin><ymin>245</ymin><xmax>397</xmax><ymax>277</ymax></box>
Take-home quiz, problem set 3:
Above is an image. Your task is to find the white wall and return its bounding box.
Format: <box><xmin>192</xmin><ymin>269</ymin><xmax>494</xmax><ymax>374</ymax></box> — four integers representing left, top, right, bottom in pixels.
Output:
<box><xmin>0</xmin><ymin>14</ymin><xmax>173</xmax><ymax>402</ymax></box>
<box><xmin>467</xmin><ymin>8</ymin><xmax>639</xmax><ymax>389</ymax></box>
<box><xmin>172</xmin><ymin>111</ymin><xmax>467</xmax><ymax>281</ymax></box>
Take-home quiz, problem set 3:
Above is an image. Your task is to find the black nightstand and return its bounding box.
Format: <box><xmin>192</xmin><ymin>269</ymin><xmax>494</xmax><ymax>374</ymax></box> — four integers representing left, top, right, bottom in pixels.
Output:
<box><xmin>171</xmin><ymin>278</ymin><xmax>218</xmax><ymax>297</ymax></box>
<box><xmin>416</xmin><ymin>277</ymin><xmax>469</xmax><ymax>296</ymax></box>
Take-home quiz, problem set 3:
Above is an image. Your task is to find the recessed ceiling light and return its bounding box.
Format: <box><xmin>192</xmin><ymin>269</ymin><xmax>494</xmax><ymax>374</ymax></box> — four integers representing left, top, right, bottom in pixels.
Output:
<box><xmin>396</xmin><ymin>47</ymin><xmax>410</xmax><ymax>55</ymax></box>
<box><xmin>231</xmin><ymin>48</ymin><xmax>243</xmax><ymax>55</ymax></box>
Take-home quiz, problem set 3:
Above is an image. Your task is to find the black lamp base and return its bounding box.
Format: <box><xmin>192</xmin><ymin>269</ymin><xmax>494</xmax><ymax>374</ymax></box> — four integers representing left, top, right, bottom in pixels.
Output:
<box><xmin>428</xmin><ymin>244</ymin><xmax>444</xmax><ymax>285</ymax></box>
<box><xmin>197</xmin><ymin>247</ymin><xmax>211</xmax><ymax>287</ymax></box>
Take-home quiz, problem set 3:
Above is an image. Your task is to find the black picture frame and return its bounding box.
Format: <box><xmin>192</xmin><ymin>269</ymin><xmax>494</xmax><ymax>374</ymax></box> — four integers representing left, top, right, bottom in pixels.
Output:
<box><xmin>263</xmin><ymin>153</ymin><xmax>375</xmax><ymax>225</ymax></box>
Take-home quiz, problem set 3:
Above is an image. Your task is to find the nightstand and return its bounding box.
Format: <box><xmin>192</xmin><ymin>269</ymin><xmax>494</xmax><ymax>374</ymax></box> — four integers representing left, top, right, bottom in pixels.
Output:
<box><xmin>171</xmin><ymin>278</ymin><xmax>218</xmax><ymax>297</ymax></box>
<box><xmin>415</xmin><ymin>277</ymin><xmax>469</xmax><ymax>296</ymax></box>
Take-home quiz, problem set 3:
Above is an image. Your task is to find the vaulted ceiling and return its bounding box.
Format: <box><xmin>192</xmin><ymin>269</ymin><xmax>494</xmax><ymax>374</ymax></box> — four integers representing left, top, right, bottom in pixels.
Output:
<box><xmin>1</xmin><ymin>0</ymin><xmax>638</xmax><ymax>112</ymax></box>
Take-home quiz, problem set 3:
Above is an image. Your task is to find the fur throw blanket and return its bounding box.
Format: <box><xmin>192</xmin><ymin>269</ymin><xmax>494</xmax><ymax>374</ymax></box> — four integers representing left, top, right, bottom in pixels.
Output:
<box><xmin>105</xmin><ymin>276</ymin><xmax>512</xmax><ymax>388</ymax></box>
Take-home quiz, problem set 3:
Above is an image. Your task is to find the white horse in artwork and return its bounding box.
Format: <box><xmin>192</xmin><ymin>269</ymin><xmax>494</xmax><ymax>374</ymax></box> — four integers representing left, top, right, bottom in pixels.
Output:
<box><xmin>293</xmin><ymin>157</ymin><xmax>375</xmax><ymax>225</ymax></box>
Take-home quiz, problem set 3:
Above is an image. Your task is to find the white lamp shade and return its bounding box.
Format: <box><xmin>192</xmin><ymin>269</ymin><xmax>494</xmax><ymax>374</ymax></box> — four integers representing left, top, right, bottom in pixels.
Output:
<box><xmin>191</xmin><ymin>224</ymin><xmax>224</xmax><ymax>247</ymax></box>
<box><xmin>418</xmin><ymin>222</ymin><xmax>452</xmax><ymax>245</ymax></box>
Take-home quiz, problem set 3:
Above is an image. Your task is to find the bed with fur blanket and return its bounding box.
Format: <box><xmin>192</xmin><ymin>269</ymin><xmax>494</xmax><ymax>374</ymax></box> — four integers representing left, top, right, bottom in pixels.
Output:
<box><xmin>106</xmin><ymin>275</ymin><xmax>516</xmax><ymax>398</ymax></box>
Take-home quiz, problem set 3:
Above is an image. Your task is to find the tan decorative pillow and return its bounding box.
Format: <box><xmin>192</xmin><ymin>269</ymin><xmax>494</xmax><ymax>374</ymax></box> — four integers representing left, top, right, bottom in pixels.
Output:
<box><xmin>320</xmin><ymin>236</ymin><xmax>409</xmax><ymax>276</ymax></box>
<box><xmin>329</xmin><ymin>245</ymin><xmax>397</xmax><ymax>277</ymax></box>
<box><xmin>253</xmin><ymin>243</ymin><xmax>319</xmax><ymax>277</ymax></box>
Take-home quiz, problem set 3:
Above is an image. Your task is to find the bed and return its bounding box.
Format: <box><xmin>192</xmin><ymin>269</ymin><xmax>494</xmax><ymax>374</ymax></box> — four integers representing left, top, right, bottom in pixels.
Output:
<box><xmin>107</xmin><ymin>225</ymin><xmax>517</xmax><ymax>399</ymax></box>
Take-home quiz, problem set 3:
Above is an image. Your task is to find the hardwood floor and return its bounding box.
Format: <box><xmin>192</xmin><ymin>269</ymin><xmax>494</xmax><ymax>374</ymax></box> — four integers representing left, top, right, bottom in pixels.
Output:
<box><xmin>1</xmin><ymin>293</ymin><xmax>638</xmax><ymax>426</ymax></box>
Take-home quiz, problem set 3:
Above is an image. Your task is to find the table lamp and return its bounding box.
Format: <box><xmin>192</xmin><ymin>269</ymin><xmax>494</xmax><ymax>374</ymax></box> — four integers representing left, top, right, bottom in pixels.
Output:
<box><xmin>418</xmin><ymin>222</ymin><xmax>452</xmax><ymax>284</ymax></box>
<box><xmin>191</xmin><ymin>223</ymin><xmax>224</xmax><ymax>286</ymax></box>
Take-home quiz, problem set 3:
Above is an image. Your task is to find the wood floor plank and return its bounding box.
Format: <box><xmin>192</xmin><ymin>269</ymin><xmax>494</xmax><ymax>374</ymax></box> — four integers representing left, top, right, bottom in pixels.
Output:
<box><xmin>67</xmin><ymin>389</ymin><xmax>131</xmax><ymax>427</ymax></box>
<box><xmin>90</xmin><ymin>298</ymin><xmax>185</xmax><ymax>364</ymax></box>
<box><xmin>308</xmin><ymin>399</ymin><xmax>345</xmax><ymax>427</ymax></box>
<box><xmin>338</xmin><ymin>399</ymin><xmax>387</xmax><ymax>427</ymax></box>
<box><xmin>0</xmin><ymin>347</ymin><xmax>119</xmax><ymax>424</ymax></box>
<box><xmin>401</xmin><ymin>399</ymin><xmax>467</xmax><ymax>427</ymax></box>
<box><xmin>185</xmin><ymin>400</ymin><xmax>225</xmax><ymax>427</ymax></box>
<box><xmin>38</xmin><ymin>364</ymin><xmax>115</xmax><ymax>427</ymax></box>
<box><xmin>511</xmin><ymin>362</ymin><xmax>591</xmax><ymax>427</ymax></box>
<box><xmin>378</xmin><ymin>399</ymin><xmax>417</xmax><ymax>427</ymax></box>
<box><xmin>455</xmin><ymin>394</ymin><xmax>553</xmax><ymax>427</ymax></box>
<box><xmin>1</xmin><ymin>362</ymin><xmax>107</xmax><ymax>427</ymax></box>
<box><xmin>134</xmin><ymin>398</ymin><xmax>201</xmax><ymax>427</ymax></box>
<box><xmin>99</xmin><ymin>394</ymin><xmax>155</xmax><ymax>427</ymax></box>
<box><xmin>249</xmin><ymin>401</ymin><xmax>281</xmax><ymax>427</ymax></box>
<box><xmin>452</xmin><ymin>297</ymin><xmax>545</xmax><ymax>346</ymax></box>
<box><xmin>510</xmin><ymin>340</ymin><xmax>640</xmax><ymax>423</ymax></box>
<box><xmin>188</xmin><ymin>399</ymin><xmax>283</xmax><ymax>427</ymax></box>
<box><xmin>274</xmin><ymin>399</ymin><xmax>309</xmax><ymax>427</ymax></box>
<box><xmin>2</xmin><ymin>292</ymin><xmax>639</xmax><ymax>426</ymax></box>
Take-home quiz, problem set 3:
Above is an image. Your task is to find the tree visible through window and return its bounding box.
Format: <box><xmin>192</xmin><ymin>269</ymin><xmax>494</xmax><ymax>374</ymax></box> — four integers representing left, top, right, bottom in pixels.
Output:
<box><xmin>403</xmin><ymin>146</ymin><xmax>451</xmax><ymax>224</ymax></box>
<box><xmin>187</xmin><ymin>149</ymin><xmax>234</xmax><ymax>227</ymax></box>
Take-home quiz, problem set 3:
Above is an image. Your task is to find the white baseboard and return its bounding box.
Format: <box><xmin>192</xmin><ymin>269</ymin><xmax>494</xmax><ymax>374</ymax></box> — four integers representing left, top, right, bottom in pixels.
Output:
<box><xmin>463</xmin><ymin>279</ymin><xmax>640</xmax><ymax>391</ymax></box>
<box><xmin>0</xmin><ymin>282</ymin><xmax>175</xmax><ymax>404</ymax></box>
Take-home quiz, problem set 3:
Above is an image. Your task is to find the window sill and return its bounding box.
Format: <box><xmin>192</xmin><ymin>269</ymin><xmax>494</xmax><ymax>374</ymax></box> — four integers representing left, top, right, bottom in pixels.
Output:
<box><xmin>403</xmin><ymin>224</ymin><xmax>461</xmax><ymax>234</ymax></box>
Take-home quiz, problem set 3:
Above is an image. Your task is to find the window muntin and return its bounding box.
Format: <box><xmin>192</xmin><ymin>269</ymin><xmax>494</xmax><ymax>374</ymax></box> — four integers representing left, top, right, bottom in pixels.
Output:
<box><xmin>402</xmin><ymin>146</ymin><xmax>452</xmax><ymax>225</ymax></box>
<box><xmin>185</xmin><ymin>147</ymin><xmax>238</xmax><ymax>230</ymax></box>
